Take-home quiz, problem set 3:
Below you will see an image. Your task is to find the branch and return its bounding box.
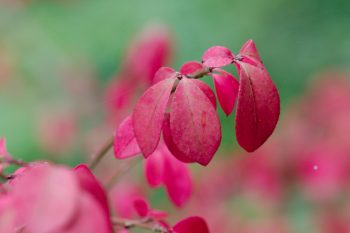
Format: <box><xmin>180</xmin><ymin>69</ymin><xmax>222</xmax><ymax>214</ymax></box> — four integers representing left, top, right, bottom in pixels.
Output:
<box><xmin>187</xmin><ymin>66</ymin><xmax>212</xmax><ymax>79</ymax></box>
<box><xmin>112</xmin><ymin>217</ymin><xmax>168</xmax><ymax>233</ymax></box>
<box><xmin>89</xmin><ymin>136</ymin><xmax>114</xmax><ymax>170</ymax></box>
<box><xmin>0</xmin><ymin>157</ymin><xmax>28</xmax><ymax>167</ymax></box>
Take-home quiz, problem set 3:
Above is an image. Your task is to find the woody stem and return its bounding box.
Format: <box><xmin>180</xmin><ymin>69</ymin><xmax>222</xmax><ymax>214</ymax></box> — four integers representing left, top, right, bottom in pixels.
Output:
<box><xmin>112</xmin><ymin>217</ymin><xmax>168</xmax><ymax>233</ymax></box>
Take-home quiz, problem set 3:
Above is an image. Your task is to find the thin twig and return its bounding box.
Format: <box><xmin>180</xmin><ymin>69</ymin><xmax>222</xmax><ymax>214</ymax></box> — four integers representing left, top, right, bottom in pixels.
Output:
<box><xmin>0</xmin><ymin>158</ymin><xmax>28</xmax><ymax>167</ymax></box>
<box><xmin>112</xmin><ymin>217</ymin><xmax>168</xmax><ymax>232</ymax></box>
<box><xmin>187</xmin><ymin>66</ymin><xmax>212</xmax><ymax>79</ymax></box>
<box><xmin>89</xmin><ymin>136</ymin><xmax>114</xmax><ymax>170</ymax></box>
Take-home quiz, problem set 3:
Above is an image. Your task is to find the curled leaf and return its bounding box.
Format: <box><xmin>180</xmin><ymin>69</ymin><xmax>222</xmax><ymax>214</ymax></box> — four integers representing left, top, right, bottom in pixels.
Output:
<box><xmin>114</xmin><ymin>116</ymin><xmax>141</xmax><ymax>159</ymax></box>
<box><xmin>133</xmin><ymin>78</ymin><xmax>176</xmax><ymax>157</ymax></box>
<box><xmin>202</xmin><ymin>46</ymin><xmax>234</xmax><ymax>68</ymax></box>
<box><xmin>235</xmin><ymin>62</ymin><xmax>280</xmax><ymax>152</ymax></box>
<box><xmin>170</xmin><ymin>78</ymin><xmax>221</xmax><ymax>166</ymax></box>
<box><xmin>211</xmin><ymin>69</ymin><xmax>239</xmax><ymax>115</ymax></box>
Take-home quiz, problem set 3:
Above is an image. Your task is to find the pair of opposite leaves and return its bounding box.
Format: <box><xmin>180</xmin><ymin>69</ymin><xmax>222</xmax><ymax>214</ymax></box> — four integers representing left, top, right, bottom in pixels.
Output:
<box><xmin>116</xmin><ymin>40</ymin><xmax>280</xmax><ymax>166</ymax></box>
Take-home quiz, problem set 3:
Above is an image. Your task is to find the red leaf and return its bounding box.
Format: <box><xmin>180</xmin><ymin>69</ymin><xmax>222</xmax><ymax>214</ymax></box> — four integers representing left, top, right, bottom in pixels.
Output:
<box><xmin>173</xmin><ymin>216</ymin><xmax>210</xmax><ymax>233</ymax></box>
<box><xmin>114</xmin><ymin>116</ymin><xmax>141</xmax><ymax>159</ymax></box>
<box><xmin>239</xmin><ymin>39</ymin><xmax>262</xmax><ymax>63</ymax></box>
<box><xmin>211</xmin><ymin>69</ymin><xmax>239</xmax><ymax>115</ymax></box>
<box><xmin>153</xmin><ymin>67</ymin><xmax>176</xmax><ymax>84</ymax></box>
<box><xmin>163</xmin><ymin>113</ymin><xmax>194</xmax><ymax>163</ymax></box>
<box><xmin>133</xmin><ymin>78</ymin><xmax>176</xmax><ymax>157</ymax></box>
<box><xmin>191</xmin><ymin>79</ymin><xmax>217</xmax><ymax>109</ymax></box>
<box><xmin>180</xmin><ymin>61</ymin><xmax>204</xmax><ymax>76</ymax></box>
<box><xmin>133</xmin><ymin>198</ymin><xmax>150</xmax><ymax>217</ymax></box>
<box><xmin>235</xmin><ymin>62</ymin><xmax>280</xmax><ymax>152</ymax></box>
<box><xmin>202</xmin><ymin>46</ymin><xmax>234</xmax><ymax>68</ymax></box>
<box><xmin>170</xmin><ymin>78</ymin><xmax>221</xmax><ymax>166</ymax></box>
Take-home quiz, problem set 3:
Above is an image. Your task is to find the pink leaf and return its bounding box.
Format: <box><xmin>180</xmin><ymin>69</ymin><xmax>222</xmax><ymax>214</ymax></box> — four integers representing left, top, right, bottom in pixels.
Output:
<box><xmin>163</xmin><ymin>113</ymin><xmax>194</xmax><ymax>163</ymax></box>
<box><xmin>74</xmin><ymin>164</ymin><xmax>110</xmax><ymax>216</ymax></box>
<box><xmin>114</xmin><ymin>116</ymin><xmax>141</xmax><ymax>159</ymax></box>
<box><xmin>239</xmin><ymin>39</ymin><xmax>262</xmax><ymax>63</ymax></box>
<box><xmin>163</xmin><ymin>153</ymin><xmax>192</xmax><ymax>207</ymax></box>
<box><xmin>170</xmin><ymin>78</ymin><xmax>221</xmax><ymax>166</ymax></box>
<box><xmin>235</xmin><ymin>62</ymin><xmax>280</xmax><ymax>152</ymax></box>
<box><xmin>145</xmin><ymin>149</ymin><xmax>165</xmax><ymax>187</ymax></box>
<box><xmin>202</xmin><ymin>46</ymin><xmax>234</xmax><ymax>68</ymax></box>
<box><xmin>133</xmin><ymin>78</ymin><xmax>176</xmax><ymax>157</ymax></box>
<box><xmin>0</xmin><ymin>196</ymin><xmax>16</xmax><ymax>233</ymax></box>
<box><xmin>145</xmin><ymin>142</ymin><xmax>193</xmax><ymax>207</ymax></box>
<box><xmin>12</xmin><ymin>165</ymin><xmax>80</xmax><ymax>233</ymax></box>
<box><xmin>191</xmin><ymin>79</ymin><xmax>217</xmax><ymax>109</ymax></box>
<box><xmin>63</xmin><ymin>193</ymin><xmax>110</xmax><ymax>233</ymax></box>
<box><xmin>124</xmin><ymin>26</ymin><xmax>172</xmax><ymax>84</ymax></box>
<box><xmin>180</xmin><ymin>61</ymin><xmax>204</xmax><ymax>76</ymax></box>
<box><xmin>173</xmin><ymin>216</ymin><xmax>210</xmax><ymax>233</ymax></box>
<box><xmin>211</xmin><ymin>69</ymin><xmax>239</xmax><ymax>115</ymax></box>
<box><xmin>153</xmin><ymin>67</ymin><xmax>176</xmax><ymax>84</ymax></box>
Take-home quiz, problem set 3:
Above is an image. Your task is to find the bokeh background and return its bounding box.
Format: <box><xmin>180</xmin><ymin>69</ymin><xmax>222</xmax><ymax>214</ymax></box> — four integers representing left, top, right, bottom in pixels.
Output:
<box><xmin>1</xmin><ymin>0</ymin><xmax>350</xmax><ymax>232</ymax></box>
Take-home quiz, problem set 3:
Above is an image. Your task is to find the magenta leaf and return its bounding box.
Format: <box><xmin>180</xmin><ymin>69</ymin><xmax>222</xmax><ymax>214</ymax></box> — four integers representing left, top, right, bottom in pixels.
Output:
<box><xmin>133</xmin><ymin>78</ymin><xmax>176</xmax><ymax>157</ymax></box>
<box><xmin>163</xmin><ymin>153</ymin><xmax>192</xmax><ymax>207</ymax></box>
<box><xmin>124</xmin><ymin>26</ymin><xmax>172</xmax><ymax>84</ymax></box>
<box><xmin>202</xmin><ymin>46</ymin><xmax>234</xmax><ymax>68</ymax></box>
<box><xmin>0</xmin><ymin>195</ymin><xmax>16</xmax><ymax>233</ymax></box>
<box><xmin>163</xmin><ymin>113</ymin><xmax>194</xmax><ymax>163</ymax></box>
<box><xmin>180</xmin><ymin>61</ymin><xmax>204</xmax><ymax>76</ymax></box>
<box><xmin>12</xmin><ymin>165</ymin><xmax>80</xmax><ymax>233</ymax></box>
<box><xmin>173</xmin><ymin>216</ymin><xmax>210</xmax><ymax>233</ymax></box>
<box><xmin>145</xmin><ymin>141</ymin><xmax>192</xmax><ymax>207</ymax></box>
<box><xmin>191</xmin><ymin>79</ymin><xmax>217</xmax><ymax>109</ymax></box>
<box><xmin>133</xmin><ymin>198</ymin><xmax>150</xmax><ymax>217</ymax></box>
<box><xmin>239</xmin><ymin>39</ymin><xmax>262</xmax><ymax>63</ymax></box>
<box><xmin>235</xmin><ymin>62</ymin><xmax>280</xmax><ymax>152</ymax></box>
<box><xmin>114</xmin><ymin>116</ymin><xmax>141</xmax><ymax>159</ymax></box>
<box><xmin>63</xmin><ymin>193</ymin><xmax>110</xmax><ymax>233</ymax></box>
<box><xmin>211</xmin><ymin>69</ymin><xmax>239</xmax><ymax>116</ymax></box>
<box><xmin>145</xmin><ymin>148</ymin><xmax>165</xmax><ymax>187</ymax></box>
<box><xmin>153</xmin><ymin>67</ymin><xmax>176</xmax><ymax>84</ymax></box>
<box><xmin>170</xmin><ymin>78</ymin><xmax>221</xmax><ymax>166</ymax></box>
<box><xmin>74</xmin><ymin>164</ymin><xmax>110</xmax><ymax>216</ymax></box>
